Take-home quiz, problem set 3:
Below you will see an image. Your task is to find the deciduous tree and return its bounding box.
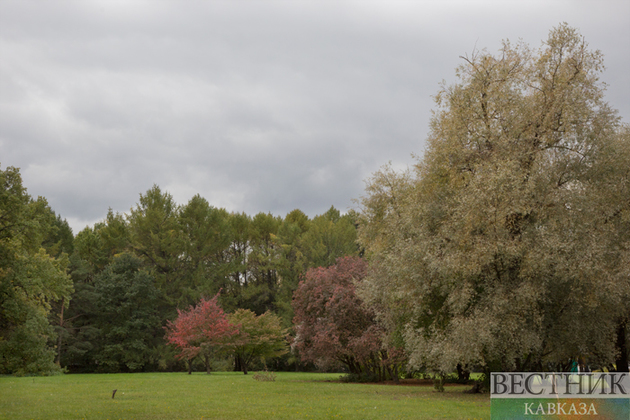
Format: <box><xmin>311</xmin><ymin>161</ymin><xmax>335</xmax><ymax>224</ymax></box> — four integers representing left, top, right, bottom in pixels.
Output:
<box><xmin>357</xmin><ymin>24</ymin><xmax>629</xmax><ymax>377</ymax></box>
<box><xmin>227</xmin><ymin>309</ymin><xmax>287</xmax><ymax>374</ymax></box>
<box><xmin>0</xmin><ymin>166</ymin><xmax>73</xmax><ymax>375</ymax></box>
<box><xmin>292</xmin><ymin>257</ymin><xmax>400</xmax><ymax>380</ymax></box>
<box><xmin>165</xmin><ymin>294</ymin><xmax>238</xmax><ymax>374</ymax></box>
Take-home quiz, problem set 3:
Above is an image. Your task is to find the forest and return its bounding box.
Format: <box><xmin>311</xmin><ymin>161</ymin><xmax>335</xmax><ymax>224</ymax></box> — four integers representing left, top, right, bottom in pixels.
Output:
<box><xmin>0</xmin><ymin>170</ymin><xmax>366</xmax><ymax>375</ymax></box>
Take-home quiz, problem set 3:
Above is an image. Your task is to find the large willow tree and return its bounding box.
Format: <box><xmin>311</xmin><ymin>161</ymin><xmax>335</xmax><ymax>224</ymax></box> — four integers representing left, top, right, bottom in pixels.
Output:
<box><xmin>357</xmin><ymin>24</ymin><xmax>629</xmax><ymax>376</ymax></box>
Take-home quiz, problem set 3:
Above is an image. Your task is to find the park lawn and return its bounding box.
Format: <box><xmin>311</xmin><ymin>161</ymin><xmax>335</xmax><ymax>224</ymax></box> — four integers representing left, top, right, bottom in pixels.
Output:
<box><xmin>0</xmin><ymin>371</ymin><xmax>490</xmax><ymax>420</ymax></box>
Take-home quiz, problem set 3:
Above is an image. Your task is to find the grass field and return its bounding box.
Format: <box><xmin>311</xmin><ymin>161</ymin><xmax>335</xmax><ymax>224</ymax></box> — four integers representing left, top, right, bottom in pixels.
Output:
<box><xmin>0</xmin><ymin>371</ymin><xmax>490</xmax><ymax>420</ymax></box>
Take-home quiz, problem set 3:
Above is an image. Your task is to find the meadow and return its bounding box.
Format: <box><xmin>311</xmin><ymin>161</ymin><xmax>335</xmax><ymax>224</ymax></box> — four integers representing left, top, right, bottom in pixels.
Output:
<box><xmin>0</xmin><ymin>371</ymin><xmax>490</xmax><ymax>420</ymax></box>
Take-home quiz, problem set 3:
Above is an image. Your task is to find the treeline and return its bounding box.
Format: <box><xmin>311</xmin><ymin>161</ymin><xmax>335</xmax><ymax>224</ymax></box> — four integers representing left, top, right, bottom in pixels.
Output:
<box><xmin>0</xmin><ymin>176</ymin><xmax>360</xmax><ymax>375</ymax></box>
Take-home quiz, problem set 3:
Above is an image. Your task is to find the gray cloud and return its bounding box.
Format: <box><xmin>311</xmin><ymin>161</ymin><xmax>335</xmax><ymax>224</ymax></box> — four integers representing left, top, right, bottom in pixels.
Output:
<box><xmin>1</xmin><ymin>0</ymin><xmax>628</xmax><ymax>233</ymax></box>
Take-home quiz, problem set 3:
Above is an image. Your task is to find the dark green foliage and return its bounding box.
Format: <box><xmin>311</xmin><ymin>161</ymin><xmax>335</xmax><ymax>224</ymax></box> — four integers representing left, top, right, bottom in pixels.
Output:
<box><xmin>57</xmin><ymin>212</ymin><xmax>134</xmax><ymax>372</ymax></box>
<box><xmin>127</xmin><ymin>185</ymin><xmax>183</xmax><ymax>300</ymax></box>
<box><xmin>99</xmin><ymin>209</ymin><xmax>129</xmax><ymax>258</ymax></box>
<box><xmin>300</xmin><ymin>206</ymin><xmax>359</xmax><ymax>269</ymax></box>
<box><xmin>223</xmin><ymin>212</ymin><xmax>251</xmax><ymax>309</ymax></box>
<box><xmin>239</xmin><ymin>212</ymin><xmax>282</xmax><ymax>314</ymax></box>
<box><xmin>56</xmin><ymin>278</ymin><xmax>101</xmax><ymax>372</ymax></box>
<box><xmin>178</xmin><ymin>195</ymin><xmax>233</xmax><ymax>307</ymax></box>
<box><xmin>41</xmin><ymin>211</ymin><xmax>74</xmax><ymax>258</ymax></box>
<box><xmin>91</xmin><ymin>253</ymin><xmax>161</xmax><ymax>372</ymax></box>
<box><xmin>73</xmin><ymin>226</ymin><xmax>109</xmax><ymax>277</ymax></box>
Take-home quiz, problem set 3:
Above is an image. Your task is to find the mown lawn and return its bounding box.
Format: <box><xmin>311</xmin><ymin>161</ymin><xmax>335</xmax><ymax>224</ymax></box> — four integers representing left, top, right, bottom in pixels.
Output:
<box><xmin>0</xmin><ymin>371</ymin><xmax>490</xmax><ymax>420</ymax></box>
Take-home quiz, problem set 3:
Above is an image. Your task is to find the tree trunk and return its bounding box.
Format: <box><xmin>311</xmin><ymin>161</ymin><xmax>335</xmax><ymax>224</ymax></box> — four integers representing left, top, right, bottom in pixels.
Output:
<box><xmin>386</xmin><ymin>365</ymin><xmax>399</xmax><ymax>383</ymax></box>
<box><xmin>456</xmin><ymin>363</ymin><xmax>470</xmax><ymax>382</ymax></box>
<box><xmin>346</xmin><ymin>357</ymin><xmax>361</xmax><ymax>375</ymax></box>
<box><xmin>187</xmin><ymin>359</ymin><xmax>192</xmax><ymax>374</ymax></box>
<box><xmin>205</xmin><ymin>354</ymin><xmax>211</xmax><ymax>374</ymax></box>
<box><xmin>242</xmin><ymin>356</ymin><xmax>248</xmax><ymax>375</ymax></box>
<box><xmin>615</xmin><ymin>319</ymin><xmax>629</xmax><ymax>372</ymax></box>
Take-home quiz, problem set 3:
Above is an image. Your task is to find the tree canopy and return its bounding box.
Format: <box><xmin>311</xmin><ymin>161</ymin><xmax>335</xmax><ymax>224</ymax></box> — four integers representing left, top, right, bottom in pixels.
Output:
<box><xmin>292</xmin><ymin>257</ymin><xmax>403</xmax><ymax>381</ymax></box>
<box><xmin>91</xmin><ymin>253</ymin><xmax>161</xmax><ymax>372</ymax></box>
<box><xmin>0</xmin><ymin>166</ymin><xmax>73</xmax><ymax>375</ymax></box>
<box><xmin>227</xmin><ymin>309</ymin><xmax>287</xmax><ymax>374</ymax></box>
<box><xmin>165</xmin><ymin>293</ymin><xmax>238</xmax><ymax>373</ymax></box>
<box><xmin>357</xmin><ymin>24</ymin><xmax>629</xmax><ymax>376</ymax></box>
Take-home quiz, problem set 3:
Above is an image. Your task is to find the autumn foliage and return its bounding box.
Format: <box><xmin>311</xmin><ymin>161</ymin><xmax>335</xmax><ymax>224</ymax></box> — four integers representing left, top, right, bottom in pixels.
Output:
<box><xmin>292</xmin><ymin>256</ymin><xmax>404</xmax><ymax>381</ymax></box>
<box><xmin>164</xmin><ymin>294</ymin><xmax>238</xmax><ymax>368</ymax></box>
<box><xmin>165</xmin><ymin>294</ymin><xmax>289</xmax><ymax>374</ymax></box>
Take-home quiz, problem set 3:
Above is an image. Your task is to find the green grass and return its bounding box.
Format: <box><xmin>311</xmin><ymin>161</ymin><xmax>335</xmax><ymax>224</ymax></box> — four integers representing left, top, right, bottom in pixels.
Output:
<box><xmin>0</xmin><ymin>371</ymin><xmax>490</xmax><ymax>420</ymax></box>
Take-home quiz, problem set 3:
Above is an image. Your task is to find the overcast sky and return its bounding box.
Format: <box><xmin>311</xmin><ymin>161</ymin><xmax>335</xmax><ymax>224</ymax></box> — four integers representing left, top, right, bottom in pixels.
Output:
<box><xmin>1</xmin><ymin>0</ymin><xmax>628</xmax><ymax>234</ymax></box>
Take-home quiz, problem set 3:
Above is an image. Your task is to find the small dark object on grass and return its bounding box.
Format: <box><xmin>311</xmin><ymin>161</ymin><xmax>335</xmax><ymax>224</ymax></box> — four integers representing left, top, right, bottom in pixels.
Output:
<box><xmin>253</xmin><ymin>371</ymin><xmax>276</xmax><ymax>382</ymax></box>
<box><xmin>112</xmin><ymin>389</ymin><xmax>117</xmax><ymax>399</ymax></box>
<box><xmin>340</xmin><ymin>372</ymin><xmax>380</xmax><ymax>383</ymax></box>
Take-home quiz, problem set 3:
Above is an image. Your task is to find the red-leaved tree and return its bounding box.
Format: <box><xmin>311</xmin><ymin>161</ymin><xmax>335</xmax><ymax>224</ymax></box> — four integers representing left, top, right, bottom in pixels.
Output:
<box><xmin>165</xmin><ymin>293</ymin><xmax>238</xmax><ymax>374</ymax></box>
<box><xmin>292</xmin><ymin>257</ymin><xmax>403</xmax><ymax>381</ymax></box>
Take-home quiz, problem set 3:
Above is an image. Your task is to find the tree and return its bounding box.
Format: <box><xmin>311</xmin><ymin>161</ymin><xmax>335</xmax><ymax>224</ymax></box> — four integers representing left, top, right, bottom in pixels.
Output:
<box><xmin>165</xmin><ymin>294</ymin><xmax>238</xmax><ymax>374</ymax></box>
<box><xmin>227</xmin><ymin>309</ymin><xmax>287</xmax><ymax>374</ymax></box>
<box><xmin>580</xmin><ymin>124</ymin><xmax>630</xmax><ymax>372</ymax></box>
<box><xmin>178</xmin><ymin>195</ymin><xmax>233</xmax><ymax>307</ymax></box>
<box><xmin>0</xmin><ymin>166</ymin><xmax>73</xmax><ymax>375</ymax></box>
<box><xmin>127</xmin><ymin>185</ymin><xmax>184</xmax><ymax>306</ymax></box>
<box><xmin>273</xmin><ymin>210</ymin><xmax>311</xmax><ymax>327</ymax></box>
<box><xmin>57</xmin><ymin>211</ymin><xmax>132</xmax><ymax>372</ymax></box>
<box><xmin>242</xmin><ymin>212</ymin><xmax>282</xmax><ymax>314</ymax></box>
<box><xmin>301</xmin><ymin>206</ymin><xmax>359</xmax><ymax>269</ymax></box>
<box><xmin>357</xmin><ymin>24</ymin><xmax>628</xmax><ymax>377</ymax></box>
<box><xmin>41</xmin><ymin>210</ymin><xmax>74</xmax><ymax>258</ymax></box>
<box><xmin>91</xmin><ymin>253</ymin><xmax>162</xmax><ymax>372</ymax></box>
<box><xmin>98</xmin><ymin>209</ymin><xmax>130</xmax><ymax>259</ymax></box>
<box><xmin>292</xmin><ymin>257</ymin><xmax>400</xmax><ymax>380</ymax></box>
<box><xmin>273</xmin><ymin>207</ymin><xmax>359</xmax><ymax>329</ymax></box>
